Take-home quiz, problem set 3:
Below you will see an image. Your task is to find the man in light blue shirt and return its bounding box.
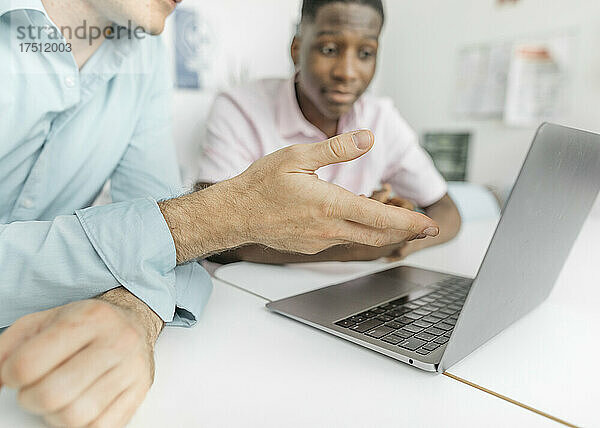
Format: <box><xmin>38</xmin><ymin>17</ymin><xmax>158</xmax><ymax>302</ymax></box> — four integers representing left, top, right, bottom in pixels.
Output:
<box><xmin>0</xmin><ymin>0</ymin><xmax>439</xmax><ymax>425</ymax></box>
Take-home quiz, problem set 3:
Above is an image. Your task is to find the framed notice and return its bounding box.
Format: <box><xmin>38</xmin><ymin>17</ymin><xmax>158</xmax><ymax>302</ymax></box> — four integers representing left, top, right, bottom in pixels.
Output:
<box><xmin>422</xmin><ymin>133</ymin><xmax>471</xmax><ymax>182</ymax></box>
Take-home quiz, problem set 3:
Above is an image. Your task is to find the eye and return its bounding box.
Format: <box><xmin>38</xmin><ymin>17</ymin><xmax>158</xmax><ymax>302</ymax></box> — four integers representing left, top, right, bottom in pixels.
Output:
<box><xmin>319</xmin><ymin>43</ymin><xmax>338</xmax><ymax>56</ymax></box>
<box><xmin>359</xmin><ymin>47</ymin><xmax>376</xmax><ymax>60</ymax></box>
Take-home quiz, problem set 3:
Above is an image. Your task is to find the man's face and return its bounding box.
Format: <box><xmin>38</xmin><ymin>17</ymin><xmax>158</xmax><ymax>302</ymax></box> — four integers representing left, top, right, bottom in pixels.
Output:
<box><xmin>293</xmin><ymin>3</ymin><xmax>382</xmax><ymax>120</ymax></box>
<box><xmin>87</xmin><ymin>0</ymin><xmax>181</xmax><ymax>35</ymax></box>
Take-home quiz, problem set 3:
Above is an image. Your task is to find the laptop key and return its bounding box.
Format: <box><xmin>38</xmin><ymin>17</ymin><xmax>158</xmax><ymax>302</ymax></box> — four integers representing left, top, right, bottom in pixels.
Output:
<box><xmin>350</xmin><ymin>315</ymin><xmax>367</xmax><ymax>323</ymax></box>
<box><xmin>376</xmin><ymin>315</ymin><xmax>394</xmax><ymax>322</ymax></box>
<box><xmin>444</xmin><ymin>331</ymin><xmax>453</xmax><ymax>338</ymax></box>
<box><xmin>403</xmin><ymin>303</ymin><xmax>420</xmax><ymax>310</ymax></box>
<box><xmin>415</xmin><ymin>332</ymin><xmax>437</xmax><ymax>342</ymax></box>
<box><xmin>399</xmin><ymin>338</ymin><xmax>427</xmax><ymax>351</ymax></box>
<box><xmin>371</xmin><ymin>308</ymin><xmax>386</xmax><ymax>314</ymax></box>
<box><xmin>382</xmin><ymin>335</ymin><xmax>403</xmax><ymax>345</ymax></box>
<box><xmin>335</xmin><ymin>319</ymin><xmax>355</xmax><ymax>328</ymax></box>
<box><xmin>366</xmin><ymin>326</ymin><xmax>395</xmax><ymax>339</ymax></box>
<box><xmin>423</xmin><ymin>342</ymin><xmax>440</xmax><ymax>351</ymax></box>
<box><xmin>359</xmin><ymin>311</ymin><xmax>378</xmax><ymax>319</ymax></box>
<box><xmin>424</xmin><ymin>327</ymin><xmax>445</xmax><ymax>336</ymax></box>
<box><xmin>395</xmin><ymin>316</ymin><xmax>414</xmax><ymax>325</ymax></box>
<box><xmin>386</xmin><ymin>309</ymin><xmax>406</xmax><ymax>318</ymax></box>
<box><xmin>435</xmin><ymin>322</ymin><xmax>454</xmax><ymax>331</ymax></box>
<box><xmin>385</xmin><ymin>321</ymin><xmax>403</xmax><ymax>329</ymax></box>
<box><xmin>395</xmin><ymin>329</ymin><xmax>415</xmax><ymax>339</ymax></box>
<box><xmin>403</xmin><ymin>324</ymin><xmax>425</xmax><ymax>333</ymax></box>
<box><xmin>351</xmin><ymin>319</ymin><xmax>384</xmax><ymax>333</ymax></box>
<box><xmin>444</xmin><ymin>318</ymin><xmax>457</xmax><ymax>326</ymax></box>
<box><xmin>434</xmin><ymin>336</ymin><xmax>449</xmax><ymax>344</ymax></box>
<box><xmin>404</xmin><ymin>312</ymin><xmax>423</xmax><ymax>320</ymax></box>
<box><xmin>421</xmin><ymin>316</ymin><xmax>440</xmax><ymax>323</ymax></box>
<box><xmin>412</xmin><ymin>309</ymin><xmax>431</xmax><ymax>316</ymax></box>
<box><xmin>416</xmin><ymin>348</ymin><xmax>431</xmax><ymax>355</ymax></box>
<box><xmin>412</xmin><ymin>320</ymin><xmax>433</xmax><ymax>329</ymax></box>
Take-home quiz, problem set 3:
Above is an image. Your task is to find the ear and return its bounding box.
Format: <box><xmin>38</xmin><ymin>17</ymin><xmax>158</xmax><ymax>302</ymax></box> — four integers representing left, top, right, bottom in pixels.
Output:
<box><xmin>291</xmin><ymin>35</ymin><xmax>301</xmax><ymax>69</ymax></box>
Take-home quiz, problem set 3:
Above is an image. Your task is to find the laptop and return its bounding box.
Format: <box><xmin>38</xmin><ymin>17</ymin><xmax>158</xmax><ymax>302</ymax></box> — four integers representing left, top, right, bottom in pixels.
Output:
<box><xmin>266</xmin><ymin>123</ymin><xmax>600</xmax><ymax>373</ymax></box>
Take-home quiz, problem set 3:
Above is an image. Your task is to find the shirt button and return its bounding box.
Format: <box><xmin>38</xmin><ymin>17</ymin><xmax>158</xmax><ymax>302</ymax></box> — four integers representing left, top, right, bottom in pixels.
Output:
<box><xmin>21</xmin><ymin>198</ymin><xmax>34</xmax><ymax>209</ymax></box>
<box><xmin>64</xmin><ymin>76</ymin><xmax>76</xmax><ymax>88</ymax></box>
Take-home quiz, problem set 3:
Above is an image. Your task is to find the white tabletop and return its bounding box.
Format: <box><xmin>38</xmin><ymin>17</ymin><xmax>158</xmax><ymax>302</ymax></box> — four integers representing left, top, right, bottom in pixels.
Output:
<box><xmin>133</xmin><ymin>281</ymin><xmax>551</xmax><ymax>427</ymax></box>
<box><xmin>212</xmin><ymin>215</ymin><xmax>600</xmax><ymax>427</ymax></box>
<box><xmin>0</xmin><ymin>280</ymin><xmax>549</xmax><ymax>427</ymax></box>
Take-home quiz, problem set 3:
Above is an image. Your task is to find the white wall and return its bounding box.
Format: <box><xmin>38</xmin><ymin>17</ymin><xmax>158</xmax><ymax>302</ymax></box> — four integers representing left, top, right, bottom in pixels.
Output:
<box><xmin>377</xmin><ymin>0</ymin><xmax>600</xmax><ymax>193</ymax></box>
<box><xmin>163</xmin><ymin>0</ymin><xmax>302</xmax><ymax>186</ymax></box>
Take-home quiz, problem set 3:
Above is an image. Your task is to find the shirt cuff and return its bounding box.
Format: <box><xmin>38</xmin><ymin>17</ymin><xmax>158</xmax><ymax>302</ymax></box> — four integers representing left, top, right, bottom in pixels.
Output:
<box><xmin>169</xmin><ymin>262</ymin><xmax>213</xmax><ymax>327</ymax></box>
<box><xmin>76</xmin><ymin>198</ymin><xmax>179</xmax><ymax>322</ymax></box>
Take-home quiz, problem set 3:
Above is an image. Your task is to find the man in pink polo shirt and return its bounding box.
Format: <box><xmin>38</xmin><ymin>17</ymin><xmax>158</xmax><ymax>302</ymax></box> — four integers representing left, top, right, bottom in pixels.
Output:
<box><xmin>197</xmin><ymin>0</ymin><xmax>461</xmax><ymax>263</ymax></box>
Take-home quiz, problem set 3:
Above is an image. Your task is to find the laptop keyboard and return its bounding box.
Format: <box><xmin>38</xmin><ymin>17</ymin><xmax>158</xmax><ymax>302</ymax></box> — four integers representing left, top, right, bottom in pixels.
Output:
<box><xmin>334</xmin><ymin>277</ymin><xmax>471</xmax><ymax>356</ymax></box>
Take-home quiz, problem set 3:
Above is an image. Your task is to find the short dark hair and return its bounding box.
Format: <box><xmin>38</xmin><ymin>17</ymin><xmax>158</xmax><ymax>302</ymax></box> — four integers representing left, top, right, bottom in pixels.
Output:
<box><xmin>301</xmin><ymin>0</ymin><xmax>385</xmax><ymax>25</ymax></box>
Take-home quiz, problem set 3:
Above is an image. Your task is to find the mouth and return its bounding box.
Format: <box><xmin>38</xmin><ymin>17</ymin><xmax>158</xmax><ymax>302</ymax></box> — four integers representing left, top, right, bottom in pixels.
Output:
<box><xmin>322</xmin><ymin>89</ymin><xmax>357</xmax><ymax>105</ymax></box>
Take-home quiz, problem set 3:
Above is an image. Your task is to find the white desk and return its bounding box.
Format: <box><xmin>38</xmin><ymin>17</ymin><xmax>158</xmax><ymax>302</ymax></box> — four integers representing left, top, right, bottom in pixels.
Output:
<box><xmin>213</xmin><ymin>216</ymin><xmax>600</xmax><ymax>427</ymax></box>
<box><xmin>0</xmin><ymin>281</ymin><xmax>552</xmax><ymax>427</ymax></box>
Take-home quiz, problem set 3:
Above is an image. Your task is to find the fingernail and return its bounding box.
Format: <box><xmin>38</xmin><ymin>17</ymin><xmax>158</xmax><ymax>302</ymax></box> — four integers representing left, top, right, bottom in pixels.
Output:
<box><xmin>416</xmin><ymin>234</ymin><xmax>427</xmax><ymax>239</ymax></box>
<box><xmin>352</xmin><ymin>131</ymin><xmax>372</xmax><ymax>150</ymax></box>
<box><xmin>423</xmin><ymin>227</ymin><xmax>439</xmax><ymax>237</ymax></box>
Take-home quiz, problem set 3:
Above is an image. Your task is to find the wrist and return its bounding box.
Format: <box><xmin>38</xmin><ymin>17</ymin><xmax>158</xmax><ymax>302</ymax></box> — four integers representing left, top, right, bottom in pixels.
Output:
<box><xmin>159</xmin><ymin>181</ymin><xmax>250</xmax><ymax>263</ymax></box>
<box><xmin>98</xmin><ymin>288</ymin><xmax>163</xmax><ymax>346</ymax></box>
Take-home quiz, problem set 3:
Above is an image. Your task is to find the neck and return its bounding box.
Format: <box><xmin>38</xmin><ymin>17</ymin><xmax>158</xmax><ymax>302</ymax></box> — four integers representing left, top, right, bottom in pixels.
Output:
<box><xmin>295</xmin><ymin>81</ymin><xmax>339</xmax><ymax>139</ymax></box>
<box><xmin>42</xmin><ymin>0</ymin><xmax>111</xmax><ymax>69</ymax></box>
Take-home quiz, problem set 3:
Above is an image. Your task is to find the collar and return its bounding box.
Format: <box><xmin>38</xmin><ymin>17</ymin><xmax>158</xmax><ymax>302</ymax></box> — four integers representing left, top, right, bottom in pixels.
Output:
<box><xmin>277</xmin><ymin>75</ymin><xmax>324</xmax><ymax>139</ymax></box>
<box><xmin>0</xmin><ymin>0</ymin><xmax>46</xmax><ymax>18</ymax></box>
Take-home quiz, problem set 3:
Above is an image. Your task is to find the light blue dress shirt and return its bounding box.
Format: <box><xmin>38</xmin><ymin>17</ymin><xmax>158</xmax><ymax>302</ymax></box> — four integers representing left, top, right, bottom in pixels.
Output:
<box><xmin>0</xmin><ymin>1</ymin><xmax>212</xmax><ymax>329</ymax></box>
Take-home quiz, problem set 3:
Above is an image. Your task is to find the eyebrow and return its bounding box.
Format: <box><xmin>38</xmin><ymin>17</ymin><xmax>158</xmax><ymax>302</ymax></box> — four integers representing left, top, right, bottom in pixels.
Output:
<box><xmin>315</xmin><ymin>30</ymin><xmax>379</xmax><ymax>40</ymax></box>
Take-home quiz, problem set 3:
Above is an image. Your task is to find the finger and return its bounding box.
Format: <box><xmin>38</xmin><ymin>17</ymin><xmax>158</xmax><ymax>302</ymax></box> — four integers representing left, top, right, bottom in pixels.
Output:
<box><xmin>339</xmin><ymin>221</ymin><xmax>419</xmax><ymax>248</ymax></box>
<box><xmin>2</xmin><ymin>313</ymin><xmax>96</xmax><ymax>388</ymax></box>
<box><xmin>87</xmin><ymin>383</ymin><xmax>148</xmax><ymax>428</ymax></box>
<box><xmin>290</xmin><ymin>130</ymin><xmax>374</xmax><ymax>172</ymax></box>
<box><xmin>0</xmin><ymin>311</ymin><xmax>53</xmax><ymax>389</ymax></box>
<box><xmin>334</xmin><ymin>194</ymin><xmax>439</xmax><ymax>236</ymax></box>
<box><xmin>18</xmin><ymin>345</ymin><xmax>123</xmax><ymax>415</ymax></box>
<box><xmin>43</xmin><ymin>363</ymin><xmax>137</xmax><ymax>428</ymax></box>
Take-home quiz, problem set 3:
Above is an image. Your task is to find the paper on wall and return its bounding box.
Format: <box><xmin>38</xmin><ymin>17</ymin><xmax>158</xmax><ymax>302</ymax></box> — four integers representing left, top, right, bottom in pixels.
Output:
<box><xmin>504</xmin><ymin>35</ymin><xmax>573</xmax><ymax>127</ymax></box>
<box><xmin>454</xmin><ymin>43</ymin><xmax>512</xmax><ymax>118</ymax></box>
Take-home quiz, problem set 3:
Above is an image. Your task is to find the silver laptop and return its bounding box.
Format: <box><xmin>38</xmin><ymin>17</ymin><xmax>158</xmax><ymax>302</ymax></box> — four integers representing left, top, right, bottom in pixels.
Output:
<box><xmin>267</xmin><ymin>123</ymin><xmax>600</xmax><ymax>372</ymax></box>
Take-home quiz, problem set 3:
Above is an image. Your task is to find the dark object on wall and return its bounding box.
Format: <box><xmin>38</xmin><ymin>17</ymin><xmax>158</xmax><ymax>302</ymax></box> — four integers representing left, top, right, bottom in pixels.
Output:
<box><xmin>422</xmin><ymin>133</ymin><xmax>470</xmax><ymax>182</ymax></box>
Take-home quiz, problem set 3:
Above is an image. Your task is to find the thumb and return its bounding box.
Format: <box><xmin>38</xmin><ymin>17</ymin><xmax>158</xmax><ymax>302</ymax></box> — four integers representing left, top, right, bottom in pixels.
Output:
<box><xmin>295</xmin><ymin>130</ymin><xmax>374</xmax><ymax>172</ymax></box>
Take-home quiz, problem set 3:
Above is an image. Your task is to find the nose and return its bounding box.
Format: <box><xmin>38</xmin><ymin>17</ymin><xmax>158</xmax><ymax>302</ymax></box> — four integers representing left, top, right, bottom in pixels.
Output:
<box><xmin>331</xmin><ymin>51</ymin><xmax>359</xmax><ymax>83</ymax></box>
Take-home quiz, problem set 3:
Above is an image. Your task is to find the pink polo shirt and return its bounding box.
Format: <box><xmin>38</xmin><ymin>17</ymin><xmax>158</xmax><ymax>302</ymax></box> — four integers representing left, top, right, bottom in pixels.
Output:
<box><xmin>198</xmin><ymin>77</ymin><xmax>447</xmax><ymax>207</ymax></box>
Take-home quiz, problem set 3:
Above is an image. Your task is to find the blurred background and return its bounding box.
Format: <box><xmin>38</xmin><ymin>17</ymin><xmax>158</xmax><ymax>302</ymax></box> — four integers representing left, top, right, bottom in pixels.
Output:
<box><xmin>160</xmin><ymin>0</ymin><xmax>600</xmax><ymax>216</ymax></box>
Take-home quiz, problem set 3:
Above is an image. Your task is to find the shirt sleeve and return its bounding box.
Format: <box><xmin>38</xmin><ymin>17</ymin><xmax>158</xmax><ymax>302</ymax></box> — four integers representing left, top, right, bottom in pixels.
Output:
<box><xmin>104</xmin><ymin>37</ymin><xmax>213</xmax><ymax>328</ymax></box>
<box><xmin>381</xmin><ymin>106</ymin><xmax>448</xmax><ymax>207</ymax></box>
<box><xmin>196</xmin><ymin>92</ymin><xmax>262</xmax><ymax>183</ymax></box>
<box><xmin>0</xmin><ymin>38</ymin><xmax>212</xmax><ymax>329</ymax></box>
